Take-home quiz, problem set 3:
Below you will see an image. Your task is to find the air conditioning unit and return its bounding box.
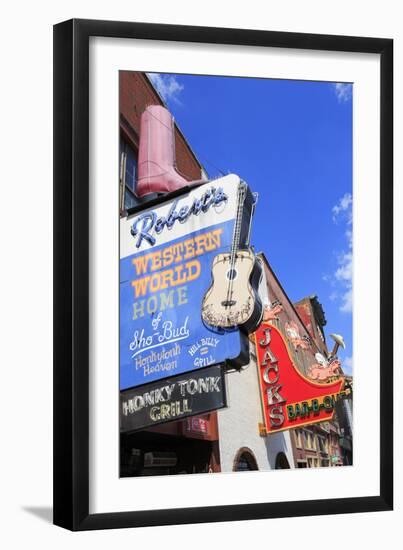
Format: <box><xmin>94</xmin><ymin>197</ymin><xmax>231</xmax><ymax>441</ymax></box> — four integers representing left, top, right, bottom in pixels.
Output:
<box><xmin>144</xmin><ymin>451</ymin><xmax>177</xmax><ymax>468</ymax></box>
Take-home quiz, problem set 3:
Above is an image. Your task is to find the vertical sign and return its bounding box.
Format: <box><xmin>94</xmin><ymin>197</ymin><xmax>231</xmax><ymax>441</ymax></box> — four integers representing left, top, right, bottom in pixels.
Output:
<box><xmin>255</xmin><ymin>323</ymin><xmax>345</xmax><ymax>433</ymax></box>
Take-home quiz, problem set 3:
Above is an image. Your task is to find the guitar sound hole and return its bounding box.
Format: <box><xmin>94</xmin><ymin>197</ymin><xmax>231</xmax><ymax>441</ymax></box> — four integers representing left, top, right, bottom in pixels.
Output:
<box><xmin>221</xmin><ymin>300</ymin><xmax>236</xmax><ymax>307</ymax></box>
<box><xmin>226</xmin><ymin>268</ymin><xmax>237</xmax><ymax>280</ymax></box>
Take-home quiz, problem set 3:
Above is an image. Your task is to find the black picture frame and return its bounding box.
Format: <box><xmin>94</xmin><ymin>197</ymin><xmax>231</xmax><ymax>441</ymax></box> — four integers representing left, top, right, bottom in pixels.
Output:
<box><xmin>53</xmin><ymin>18</ymin><xmax>393</xmax><ymax>531</ymax></box>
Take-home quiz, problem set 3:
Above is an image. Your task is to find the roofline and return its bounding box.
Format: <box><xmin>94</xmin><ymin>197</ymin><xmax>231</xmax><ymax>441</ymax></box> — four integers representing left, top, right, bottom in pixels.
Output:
<box><xmin>257</xmin><ymin>251</ymin><xmax>328</xmax><ymax>356</ymax></box>
<box><xmin>295</xmin><ymin>294</ymin><xmax>327</xmax><ymax>328</ymax></box>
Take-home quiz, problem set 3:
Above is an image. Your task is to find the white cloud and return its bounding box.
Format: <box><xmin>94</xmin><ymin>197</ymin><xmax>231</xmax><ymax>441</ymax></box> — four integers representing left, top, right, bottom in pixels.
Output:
<box><xmin>335</xmin><ymin>249</ymin><xmax>352</xmax><ymax>313</ymax></box>
<box><xmin>332</xmin><ymin>192</ymin><xmax>352</xmax><ymax>223</ymax></box>
<box><xmin>339</xmin><ymin>288</ymin><xmax>352</xmax><ymax>313</ymax></box>
<box><xmin>327</xmin><ymin>193</ymin><xmax>353</xmax><ymax>313</ymax></box>
<box><xmin>345</xmin><ymin>228</ymin><xmax>353</xmax><ymax>249</ymax></box>
<box><xmin>333</xmin><ymin>83</ymin><xmax>352</xmax><ymax>103</ymax></box>
<box><xmin>344</xmin><ymin>356</ymin><xmax>353</xmax><ymax>368</ymax></box>
<box><xmin>329</xmin><ymin>291</ymin><xmax>338</xmax><ymax>302</ymax></box>
<box><xmin>342</xmin><ymin>355</ymin><xmax>353</xmax><ymax>374</ymax></box>
<box><xmin>335</xmin><ymin>251</ymin><xmax>352</xmax><ymax>283</ymax></box>
<box><xmin>147</xmin><ymin>73</ymin><xmax>184</xmax><ymax>104</ymax></box>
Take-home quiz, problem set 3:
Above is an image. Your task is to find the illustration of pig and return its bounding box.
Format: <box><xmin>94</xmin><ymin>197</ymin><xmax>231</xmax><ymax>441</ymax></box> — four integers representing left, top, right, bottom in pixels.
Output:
<box><xmin>308</xmin><ymin>358</ymin><xmax>341</xmax><ymax>381</ymax></box>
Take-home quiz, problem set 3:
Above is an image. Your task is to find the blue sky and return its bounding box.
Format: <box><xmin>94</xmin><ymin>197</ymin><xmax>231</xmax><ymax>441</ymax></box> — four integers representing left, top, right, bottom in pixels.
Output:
<box><xmin>148</xmin><ymin>73</ymin><xmax>353</xmax><ymax>374</ymax></box>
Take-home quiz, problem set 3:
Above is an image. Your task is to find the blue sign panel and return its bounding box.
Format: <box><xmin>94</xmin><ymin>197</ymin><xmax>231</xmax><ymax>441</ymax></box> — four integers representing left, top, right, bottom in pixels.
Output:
<box><xmin>120</xmin><ymin>176</ymin><xmax>246</xmax><ymax>390</ymax></box>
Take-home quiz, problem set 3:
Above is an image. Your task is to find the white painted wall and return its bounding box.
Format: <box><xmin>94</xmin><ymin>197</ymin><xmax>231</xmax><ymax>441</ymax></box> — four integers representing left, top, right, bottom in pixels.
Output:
<box><xmin>217</xmin><ymin>355</ymin><xmax>295</xmax><ymax>472</ymax></box>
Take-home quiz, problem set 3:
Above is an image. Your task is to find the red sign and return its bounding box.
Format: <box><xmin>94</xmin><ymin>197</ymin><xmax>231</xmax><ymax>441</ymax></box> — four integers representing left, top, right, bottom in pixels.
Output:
<box><xmin>254</xmin><ymin>323</ymin><xmax>344</xmax><ymax>433</ymax></box>
<box><xmin>185</xmin><ymin>417</ymin><xmax>209</xmax><ymax>434</ymax></box>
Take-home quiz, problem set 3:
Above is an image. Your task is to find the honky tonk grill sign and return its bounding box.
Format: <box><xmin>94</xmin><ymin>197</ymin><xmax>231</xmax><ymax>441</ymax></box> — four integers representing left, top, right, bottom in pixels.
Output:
<box><xmin>255</xmin><ymin>323</ymin><xmax>345</xmax><ymax>433</ymax></box>
<box><xmin>120</xmin><ymin>364</ymin><xmax>226</xmax><ymax>432</ymax></box>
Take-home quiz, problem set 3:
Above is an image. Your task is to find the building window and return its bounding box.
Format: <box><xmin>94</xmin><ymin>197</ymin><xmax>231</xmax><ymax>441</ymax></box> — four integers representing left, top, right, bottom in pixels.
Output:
<box><xmin>295</xmin><ymin>429</ymin><xmax>304</xmax><ymax>448</ymax></box>
<box><xmin>308</xmin><ymin>457</ymin><xmax>320</xmax><ymax>468</ymax></box>
<box><xmin>304</xmin><ymin>430</ymin><xmax>315</xmax><ymax>450</ymax></box>
<box><xmin>233</xmin><ymin>448</ymin><xmax>259</xmax><ymax>472</ymax></box>
<box><xmin>120</xmin><ymin>139</ymin><xmax>138</xmax><ymax>210</ymax></box>
<box><xmin>318</xmin><ymin>436</ymin><xmax>328</xmax><ymax>454</ymax></box>
<box><xmin>124</xmin><ymin>188</ymin><xmax>137</xmax><ymax>210</ymax></box>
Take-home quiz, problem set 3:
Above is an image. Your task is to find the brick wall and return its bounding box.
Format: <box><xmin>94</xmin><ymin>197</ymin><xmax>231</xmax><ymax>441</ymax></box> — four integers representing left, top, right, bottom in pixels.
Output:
<box><xmin>119</xmin><ymin>71</ymin><xmax>203</xmax><ymax>181</ymax></box>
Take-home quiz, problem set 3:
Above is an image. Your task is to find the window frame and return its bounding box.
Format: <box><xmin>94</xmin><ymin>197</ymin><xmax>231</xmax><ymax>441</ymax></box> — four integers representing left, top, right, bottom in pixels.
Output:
<box><xmin>119</xmin><ymin>137</ymin><xmax>138</xmax><ymax>211</ymax></box>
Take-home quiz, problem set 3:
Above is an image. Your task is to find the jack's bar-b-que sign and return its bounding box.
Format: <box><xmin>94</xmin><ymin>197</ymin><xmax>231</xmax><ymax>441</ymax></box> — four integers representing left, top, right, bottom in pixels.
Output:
<box><xmin>255</xmin><ymin>323</ymin><xmax>344</xmax><ymax>433</ymax></box>
<box><xmin>120</xmin><ymin>364</ymin><xmax>227</xmax><ymax>432</ymax></box>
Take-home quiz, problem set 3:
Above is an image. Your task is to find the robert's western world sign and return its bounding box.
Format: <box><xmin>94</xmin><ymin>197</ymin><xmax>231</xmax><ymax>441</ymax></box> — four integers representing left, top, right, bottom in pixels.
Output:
<box><xmin>120</xmin><ymin>175</ymin><xmax>251</xmax><ymax>390</ymax></box>
<box><xmin>120</xmin><ymin>364</ymin><xmax>227</xmax><ymax>431</ymax></box>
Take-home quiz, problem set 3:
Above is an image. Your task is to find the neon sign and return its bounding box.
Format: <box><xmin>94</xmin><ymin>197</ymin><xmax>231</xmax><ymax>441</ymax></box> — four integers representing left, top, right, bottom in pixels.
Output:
<box><xmin>255</xmin><ymin>323</ymin><xmax>345</xmax><ymax>433</ymax></box>
<box><xmin>130</xmin><ymin>186</ymin><xmax>228</xmax><ymax>248</ymax></box>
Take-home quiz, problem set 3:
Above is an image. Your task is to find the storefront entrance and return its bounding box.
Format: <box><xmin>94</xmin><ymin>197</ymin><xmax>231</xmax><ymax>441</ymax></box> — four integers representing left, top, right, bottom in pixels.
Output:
<box><xmin>121</xmin><ymin>430</ymin><xmax>218</xmax><ymax>477</ymax></box>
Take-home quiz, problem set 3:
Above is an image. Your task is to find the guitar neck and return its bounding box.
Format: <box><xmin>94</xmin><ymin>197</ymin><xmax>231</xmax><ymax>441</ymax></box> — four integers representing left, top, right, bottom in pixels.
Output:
<box><xmin>230</xmin><ymin>182</ymin><xmax>246</xmax><ymax>257</ymax></box>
